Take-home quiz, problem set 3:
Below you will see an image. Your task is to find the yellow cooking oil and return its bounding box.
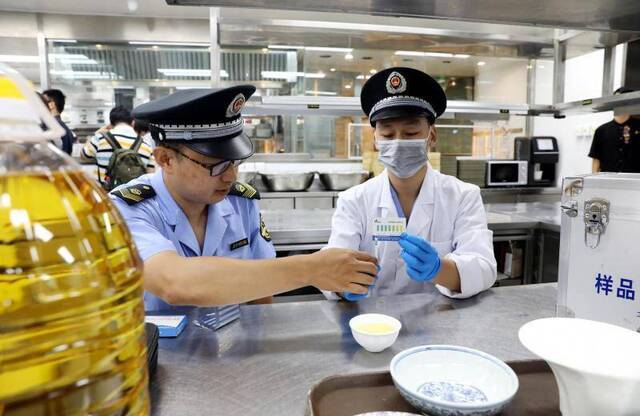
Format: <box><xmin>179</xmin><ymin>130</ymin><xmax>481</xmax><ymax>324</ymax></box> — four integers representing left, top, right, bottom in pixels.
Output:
<box><xmin>354</xmin><ymin>322</ymin><xmax>396</xmax><ymax>334</ymax></box>
<box><xmin>0</xmin><ymin>168</ymin><xmax>149</xmax><ymax>415</ymax></box>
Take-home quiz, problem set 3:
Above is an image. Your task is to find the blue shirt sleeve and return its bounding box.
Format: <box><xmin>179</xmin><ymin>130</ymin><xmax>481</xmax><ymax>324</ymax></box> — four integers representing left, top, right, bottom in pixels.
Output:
<box><xmin>110</xmin><ymin>197</ymin><xmax>177</xmax><ymax>261</ymax></box>
<box><xmin>247</xmin><ymin>199</ymin><xmax>276</xmax><ymax>260</ymax></box>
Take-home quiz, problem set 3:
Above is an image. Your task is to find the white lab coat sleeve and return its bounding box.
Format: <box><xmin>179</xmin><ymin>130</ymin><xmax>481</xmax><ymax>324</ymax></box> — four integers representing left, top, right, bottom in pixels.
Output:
<box><xmin>326</xmin><ymin>191</ymin><xmax>364</xmax><ymax>250</ymax></box>
<box><xmin>435</xmin><ymin>187</ymin><xmax>497</xmax><ymax>299</ymax></box>
<box><xmin>322</xmin><ymin>191</ymin><xmax>365</xmax><ymax>299</ymax></box>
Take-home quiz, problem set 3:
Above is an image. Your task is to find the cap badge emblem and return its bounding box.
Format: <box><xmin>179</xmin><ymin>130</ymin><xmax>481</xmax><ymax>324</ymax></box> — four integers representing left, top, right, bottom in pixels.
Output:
<box><xmin>386</xmin><ymin>71</ymin><xmax>407</xmax><ymax>94</ymax></box>
<box><xmin>226</xmin><ymin>93</ymin><xmax>246</xmax><ymax>117</ymax></box>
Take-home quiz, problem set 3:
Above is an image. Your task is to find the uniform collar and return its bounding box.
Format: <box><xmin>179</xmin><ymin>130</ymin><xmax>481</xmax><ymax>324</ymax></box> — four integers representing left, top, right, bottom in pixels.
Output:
<box><xmin>378</xmin><ymin>163</ymin><xmax>436</xmax><ymax>211</ymax></box>
<box><xmin>151</xmin><ymin>170</ymin><xmax>237</xmax><ymax>256</ymax></box>
<box><xmin>150</xmin><ymin>170</ymin><xmax>181</xmax><ymax>225</ymax></box>
<box><xmin>201</xmin><ymin>198</ymin><xmax>234</xmax><ymax>256</ymax></box>
<box><xmin>210</xmin><ymin>196</ymin><xmax>235</xmax><ymax>218</ymax></box>
<box><xmin>150</xmin><ymin>170</ymin><xmax>236</xmax><ymax>225</ymax></box>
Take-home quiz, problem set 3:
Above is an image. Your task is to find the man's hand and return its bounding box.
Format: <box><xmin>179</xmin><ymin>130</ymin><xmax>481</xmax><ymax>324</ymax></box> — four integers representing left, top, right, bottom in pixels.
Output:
<box><xmin>306</xmin><ymin>248</ymin><xmax>377</xmax><ymax>294</ymax></box>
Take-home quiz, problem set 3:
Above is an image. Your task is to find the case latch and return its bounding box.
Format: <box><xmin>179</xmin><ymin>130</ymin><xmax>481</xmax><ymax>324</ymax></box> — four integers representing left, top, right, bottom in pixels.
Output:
<box><xmin>561</xmin><ymin>200</ymin><xmax>578</xmax><ymax>217</ymax></box>
<box><xmin>584</xmin><ymin>198</ymin><xmax>609</xmax><ymax>249</ymax></box>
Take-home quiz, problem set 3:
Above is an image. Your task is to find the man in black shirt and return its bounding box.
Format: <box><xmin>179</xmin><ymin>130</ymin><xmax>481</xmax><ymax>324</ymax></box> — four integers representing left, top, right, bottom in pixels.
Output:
<box><xmin>43</xmin><ymin>89</ymin><xmax>76</xmax><ymax>155</ymax></box>
<box><xmin>589</xmin><ymin>87</ymin><xmax>640</xmax><ymax>173</ymax></box>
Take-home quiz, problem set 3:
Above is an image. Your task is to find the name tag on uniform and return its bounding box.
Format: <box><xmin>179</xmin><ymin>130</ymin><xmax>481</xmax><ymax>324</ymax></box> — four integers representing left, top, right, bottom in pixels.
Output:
<box><xmin>372</xmin><ymin>217</ymin><xmax>406</xmax><ymax>241</ymax></box>
<box><xmin>229</xmin><ymin>238</ymin><xmax>249</xmax><ymax>251</ymax></box>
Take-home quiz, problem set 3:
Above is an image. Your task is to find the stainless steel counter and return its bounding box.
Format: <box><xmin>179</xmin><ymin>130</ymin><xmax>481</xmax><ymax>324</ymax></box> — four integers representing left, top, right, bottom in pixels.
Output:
<box><xmin>259</xmin><ymin>187</ymin><xmax>560</xmax><ymax>199</ymax></box>
<box><xmin>263</xmin><ymin>202</ymin><xmax>561</xmax><ymax>246</ymax></box>
<box><xmin>149</xmin><ymin>283</ymin><xmax>557</xmax><ymax>416</ymax></box>
<box><xmin>257</xmin><ymin>184</ymin><xmax>561</xmax><ymax>198</ymax></box>
<box><xmin>485</xmin><ymin>202</ymin><xmax>561</xmax><ymax>233</ymax></box>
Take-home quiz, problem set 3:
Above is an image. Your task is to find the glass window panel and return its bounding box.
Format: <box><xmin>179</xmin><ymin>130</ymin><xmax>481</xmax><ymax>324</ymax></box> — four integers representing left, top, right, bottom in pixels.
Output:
<box><xmin>0</xmin><ymin>37</ymin><xmax>41</xmax><ymax>86</ymax></box>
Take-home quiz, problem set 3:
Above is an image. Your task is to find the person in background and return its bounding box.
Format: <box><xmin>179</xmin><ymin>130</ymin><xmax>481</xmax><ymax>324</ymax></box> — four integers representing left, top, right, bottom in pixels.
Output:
<box><xmin>37</xmin><ymin>92</ymin><xmax>63</xmax><ymax>150</ymax></box>
<box><xmin>589</xmin><ymin>87</ymin><xmax>640</xmax><ymax>173</ymax></box>
<box><xmin>81</xmin><ymin>106</ymin><xmax>156</xmax><ymax>187</ymax></box>
<box><xmin>326</xmin><ymin>67</ymin><xmax>497</xmax><ymax>300</ymax></box>
<box><xmin>42</xmin><ymin>89</ymin><xmax>76</xmax><ymax>155</ymax></box>
<box><xmin>133</xmin><ymin>118</ymin><xmax>152</xmax><ymax>144</ymax></box>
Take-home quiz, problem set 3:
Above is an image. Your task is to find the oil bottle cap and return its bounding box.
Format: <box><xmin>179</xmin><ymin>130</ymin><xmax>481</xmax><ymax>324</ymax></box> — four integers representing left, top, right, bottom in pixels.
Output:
<box><xmin>0</xmin><ymin>63</ymin><xmax>64</xmax><ymax>142</ymax></box>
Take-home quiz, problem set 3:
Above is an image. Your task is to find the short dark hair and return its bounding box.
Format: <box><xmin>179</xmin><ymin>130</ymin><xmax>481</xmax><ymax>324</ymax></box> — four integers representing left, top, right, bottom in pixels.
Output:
<box><xmin>109</xmin><ymin>106</ymin><xmax>133</xmax><ymax>126</ymax></box>
<box><xmin>133</xmin><ymin>119</ymin><xmax>150</xmax><ymax>135</ymax></box>
<box><xmin>43</xmin><ymin>89</ymin><xmax>66</xmax><ymax>112</ymax></box>
<box><xmin>614</xmin><ymin>86</ymin><xmax>634</xmax><ymax>95</ymax></box>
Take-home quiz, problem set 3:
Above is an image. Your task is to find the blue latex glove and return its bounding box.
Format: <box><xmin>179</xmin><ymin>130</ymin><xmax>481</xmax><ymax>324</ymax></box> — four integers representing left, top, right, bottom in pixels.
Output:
<box><xmin>399</xmin><ymin>233</ymin><xmax>442</xmax><ymax>282</ymax></box>
<box><xmin>342</xmin><ymin>264</ymin><xmax>380</xmax><ymax>301</ymax></box>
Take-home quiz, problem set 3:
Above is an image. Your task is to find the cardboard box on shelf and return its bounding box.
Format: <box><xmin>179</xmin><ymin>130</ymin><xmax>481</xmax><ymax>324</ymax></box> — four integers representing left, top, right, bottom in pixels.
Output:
<box><xmin>504</xmin><ymin>245</ymin><xmax>523</xmax><ymax>278</ymax></box>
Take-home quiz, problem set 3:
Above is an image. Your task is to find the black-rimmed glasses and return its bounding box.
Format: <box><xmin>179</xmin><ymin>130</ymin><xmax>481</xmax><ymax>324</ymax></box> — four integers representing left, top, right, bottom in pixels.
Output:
<box><xmin>172</xmin><ymin>148</ymin><xmax>244</xmax><ymax>176</ymax></box>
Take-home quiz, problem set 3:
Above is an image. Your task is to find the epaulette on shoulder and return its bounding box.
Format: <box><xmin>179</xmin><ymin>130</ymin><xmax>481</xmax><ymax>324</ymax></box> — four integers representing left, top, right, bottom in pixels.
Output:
<box><xmin>111</xmin><ymin>184</ymin><xmax>156</xmax><ymax>206</ymax></box>
<box><xmin>228</xmin><ymin>182</ymin><xmax>260</xmax><ymax>200</ymax></box>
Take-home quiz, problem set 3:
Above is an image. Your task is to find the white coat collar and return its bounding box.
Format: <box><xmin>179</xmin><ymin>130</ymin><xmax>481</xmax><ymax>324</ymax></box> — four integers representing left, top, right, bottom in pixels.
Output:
<box><xmin>378</xmin><ymin>163</ymin><xmax>437</xmax><ymax>210</ymax></box>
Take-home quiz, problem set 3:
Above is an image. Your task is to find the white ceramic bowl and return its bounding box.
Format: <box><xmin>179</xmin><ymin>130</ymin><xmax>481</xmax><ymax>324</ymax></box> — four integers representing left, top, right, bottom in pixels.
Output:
<box><xmin>390</xmin><ymin>345</ymin><xmax>519</xmax><ymax>416</ymax></box>
<box><xmin>349</xmin><ymin>313</ymin><xmax>402</xmax><ymax>353</ymax></box>
<box><xmin>519</xmin><ymin>317</ymin><xmax>640</xmax><ymax>416</ymax></box>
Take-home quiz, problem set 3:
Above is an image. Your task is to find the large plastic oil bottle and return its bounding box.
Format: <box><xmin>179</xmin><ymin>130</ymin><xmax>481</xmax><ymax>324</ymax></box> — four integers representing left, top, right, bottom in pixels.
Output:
<box><xmin>0</xmin><ymin>66</ymin><xmax>149</xmax><ymax>414</ymax></box>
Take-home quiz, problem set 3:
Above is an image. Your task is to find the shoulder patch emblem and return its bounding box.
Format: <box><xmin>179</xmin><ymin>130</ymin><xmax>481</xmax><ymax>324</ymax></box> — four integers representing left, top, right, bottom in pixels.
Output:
<box><xmin>111</xmin><ymin>184</ymin><xmax>156</xmax><ymax>206</ymax></box>
<box><xmin>259</xmin><ymin>213</ymin><xmax>271</xmax><ymax>242</ymax></box>
<box><xmin>228</xmin><ymin>182</ymin><xmax>260</xmax><ymax>200</ymax></box>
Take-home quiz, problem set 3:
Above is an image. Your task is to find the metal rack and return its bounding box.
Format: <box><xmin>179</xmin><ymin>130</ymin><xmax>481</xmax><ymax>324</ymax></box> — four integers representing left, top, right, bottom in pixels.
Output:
<box><xmin>245</xmin><ymin>95</ymin><xmax>533</xmax><ymax>118</ymax></box>
<box><xmin>244</xmin><ymin>94</ymin><xmax>640</xmax><ymax>119</ymax></box>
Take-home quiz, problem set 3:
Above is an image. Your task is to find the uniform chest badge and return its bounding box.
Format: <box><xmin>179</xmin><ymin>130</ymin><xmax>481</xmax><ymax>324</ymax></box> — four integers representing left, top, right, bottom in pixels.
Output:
<box><xmin>623</xmin><ymin>125</ymin><xmax>631</xmax><ymax>144</ymax></box>
<box><xmin>226</xmin><ymin>93</ymin><xmax>246</xmax><ymax>118</ymax></box>
<box><xmin>229</xmin><ymin>238</ymin><xmax>249</xmax><ymax>251</ymax></box>
<box><xmin>386</xmin><ymin>71</ymin><xmax>407</xmax><ymax>94</ymax></box>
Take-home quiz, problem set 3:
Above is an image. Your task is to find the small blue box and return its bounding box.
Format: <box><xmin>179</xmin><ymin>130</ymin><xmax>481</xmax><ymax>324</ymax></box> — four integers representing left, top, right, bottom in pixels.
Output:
<box><xmin>145</xmin><ymin>314</ymin><xmax>188</xmax><ymax>338</ymax></box>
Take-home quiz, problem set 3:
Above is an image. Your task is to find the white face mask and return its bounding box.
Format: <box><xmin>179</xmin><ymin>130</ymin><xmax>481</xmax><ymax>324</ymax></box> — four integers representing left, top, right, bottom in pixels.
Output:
<box><xmin>375</xmin><ymin>138</ymin><xmax>429</xmax><ymax>178</ymax></box>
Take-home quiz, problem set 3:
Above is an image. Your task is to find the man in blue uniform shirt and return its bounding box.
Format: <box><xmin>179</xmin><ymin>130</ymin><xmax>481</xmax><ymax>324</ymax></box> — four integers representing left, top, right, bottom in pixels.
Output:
<box><xmin>110</xmin><ymin>86</ymin><xmax>377</xmax><ymax>320</ymax></box>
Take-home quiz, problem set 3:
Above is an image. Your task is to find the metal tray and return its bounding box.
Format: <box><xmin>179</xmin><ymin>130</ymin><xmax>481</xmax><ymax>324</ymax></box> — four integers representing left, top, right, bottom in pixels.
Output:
<box><xmin>306</xmin><ymin>360</ymin><xmax>560</xmax><ymax>416</ymax></box>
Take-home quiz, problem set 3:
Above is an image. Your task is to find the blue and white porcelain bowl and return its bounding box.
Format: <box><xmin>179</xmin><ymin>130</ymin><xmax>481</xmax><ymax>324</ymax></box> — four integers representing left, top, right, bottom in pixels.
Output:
<box><xmin>390</xmin><ymin>345</ymin><xmax>519</xmax><ymax>416</ymax></box>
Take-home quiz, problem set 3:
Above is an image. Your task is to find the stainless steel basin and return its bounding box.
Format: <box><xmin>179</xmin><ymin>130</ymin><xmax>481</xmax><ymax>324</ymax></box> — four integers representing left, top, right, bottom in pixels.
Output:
<box><xmin>260</xmin><ymin>172</ymin><xmax>315</xmax><ymax>192</ymax></box>
<box><xmin>237</xmin><ymin>171</ymin><xmax>258</xmax><ymax>185</ymax></box>
<box><xmin>318</xmin><ymin>171</ymin><xmax>369</xmax><ymax>191</ymax></box>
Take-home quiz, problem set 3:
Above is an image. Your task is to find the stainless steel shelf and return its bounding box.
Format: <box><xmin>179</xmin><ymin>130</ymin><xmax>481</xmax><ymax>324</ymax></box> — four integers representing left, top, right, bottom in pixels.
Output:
<box><xmin>244</xmin><ymin>95</ymin><xmax>640</xmax><ymax>118</ymax></box>
<box><xmin>244</xmin><ymin>96</ymin><xmax>536</xmax><ymax>118</ymax></box>
<box><xmin>552</xmin><ymin>90</ymin><xmax>640</xmax><ymax>116</ymax></box>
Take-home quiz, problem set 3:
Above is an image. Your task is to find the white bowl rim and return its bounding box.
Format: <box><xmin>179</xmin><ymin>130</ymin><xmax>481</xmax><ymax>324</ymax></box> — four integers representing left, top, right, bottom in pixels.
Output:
<box><xmin>519</xmin><ymin>317</ymin><xmax>640</xmax><ymax>379</ymax></box>
<box><xmin>389</xmin><ymin>345</ymin><xmax>519</xmax><ymax>410</ymax></box>
<box><xmin>349</xmin><ymin>313</ymin><xmax>402</xmax><ymax>335</ymax></box>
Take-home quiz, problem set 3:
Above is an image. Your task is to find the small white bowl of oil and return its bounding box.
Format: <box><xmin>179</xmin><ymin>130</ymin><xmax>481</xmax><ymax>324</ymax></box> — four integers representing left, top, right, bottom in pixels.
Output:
<box><xmin>349</xmin><ymin>313</ymin><xmax>402</xmax><ymax>352</ymax></box>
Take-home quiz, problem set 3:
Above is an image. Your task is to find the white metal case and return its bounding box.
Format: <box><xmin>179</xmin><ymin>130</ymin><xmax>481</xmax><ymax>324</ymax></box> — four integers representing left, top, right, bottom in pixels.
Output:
<box><xmin>558</xmin><ymin>173</ymin><xmax>640</xmax><ymax>331</ymax></box>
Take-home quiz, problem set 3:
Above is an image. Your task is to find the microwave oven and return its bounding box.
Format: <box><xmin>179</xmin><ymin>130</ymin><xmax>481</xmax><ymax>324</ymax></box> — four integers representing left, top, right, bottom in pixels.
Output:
<box><xmin>486</xmin><ymin>160</ymin><xmax>528</xmax><ymax>187</ymax></box>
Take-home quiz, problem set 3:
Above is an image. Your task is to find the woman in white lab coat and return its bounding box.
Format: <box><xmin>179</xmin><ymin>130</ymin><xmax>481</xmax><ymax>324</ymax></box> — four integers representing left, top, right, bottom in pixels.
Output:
<box><xmin>327</xmin><ymin>67</ymin><xmax>497</xmax><ymax>300</ymax></box>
